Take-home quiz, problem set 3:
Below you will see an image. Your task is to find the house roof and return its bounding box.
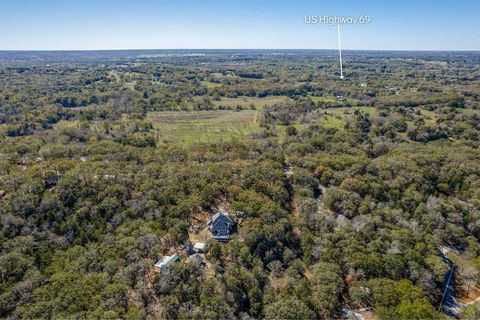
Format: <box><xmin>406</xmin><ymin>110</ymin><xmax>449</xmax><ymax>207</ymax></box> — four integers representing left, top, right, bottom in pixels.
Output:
<box><xmin>208</xmin><ymin>213</ymin><xmax>234</xmax><ymax>227</ymax></box>
<box><xmin>155</xmin><ymin>255</ymin><xmax>180</xmax><ymax>268</ymax></box>
<box><xmin>187</xmin><ymin>253</ymin><xmax>205</xmax><ymax>266</ymax></box>
<box><xmin>193</xmin><ymin>242</ymin><xmax>205</xmax><ymax>250</ymax></box>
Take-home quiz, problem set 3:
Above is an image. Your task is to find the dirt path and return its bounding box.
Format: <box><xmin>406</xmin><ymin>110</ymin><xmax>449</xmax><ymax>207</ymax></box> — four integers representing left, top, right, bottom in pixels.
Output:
<box><xmin>438</xmin><ymin>247</ymin><xmax>460</xmax><ymax>317</ymax></box>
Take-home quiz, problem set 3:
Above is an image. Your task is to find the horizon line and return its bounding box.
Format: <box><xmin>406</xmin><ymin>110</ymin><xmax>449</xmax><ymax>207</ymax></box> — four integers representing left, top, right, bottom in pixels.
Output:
<box><xmin>1</xmin><ymin>48</ymin><xmax>480</xmax><ymax>53</ymax></box>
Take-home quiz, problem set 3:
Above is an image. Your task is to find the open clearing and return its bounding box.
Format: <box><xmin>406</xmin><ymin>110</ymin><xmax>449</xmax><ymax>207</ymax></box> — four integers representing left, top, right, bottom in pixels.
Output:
<box><xmin>148</xmin><ymin>109</ymin><xmax>260</xmax><ymax>146</ymax></box>
<box><xmin>201</xmin><ymin>81</ymin><xmax>222</xmax><ymax>89</ymax></box>
<box><xmin>147</xmin><ymin>96</ymin><xmax>291</xmax><ymax>145</ymax></box>
<box><xmin>315</xmin><ymin>106</ymin><xmax>377</xmax><ymax>128</ymax></box>
<box><xmin>209</xmin><ymin>95</ymin><xmax>292</xmax><ymax>108</ymax></box>
<box><xmin>315</xmin><ymin>106</ymin><xmax>442</xmax><ymax>129</ymax></box>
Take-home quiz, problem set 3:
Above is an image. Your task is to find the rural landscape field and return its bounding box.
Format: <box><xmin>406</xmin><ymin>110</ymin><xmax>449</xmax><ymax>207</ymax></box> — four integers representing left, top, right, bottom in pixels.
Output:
<box><xmin>1</xmin><ymin>0</ymin><xmax>480</xmax><ymax>319</ymax></box>
<box><xmin>1</xmin><ymin>49</ymin><xmax>480</xmax><ymax>320</ymax></box>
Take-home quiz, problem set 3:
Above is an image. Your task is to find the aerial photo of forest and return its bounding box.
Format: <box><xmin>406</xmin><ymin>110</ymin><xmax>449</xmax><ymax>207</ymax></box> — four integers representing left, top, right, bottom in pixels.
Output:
<box><xmin>0</xmin><ymin>48</ymin><xmax>479</xmax><ymax>319</ymax></box>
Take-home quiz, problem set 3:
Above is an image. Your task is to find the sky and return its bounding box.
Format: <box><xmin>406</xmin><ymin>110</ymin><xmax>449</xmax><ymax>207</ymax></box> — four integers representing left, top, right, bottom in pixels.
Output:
<box><xmin>0</xmin><ymin>0</ymin><xmax>479</xmax><ymax>51</ymax></box>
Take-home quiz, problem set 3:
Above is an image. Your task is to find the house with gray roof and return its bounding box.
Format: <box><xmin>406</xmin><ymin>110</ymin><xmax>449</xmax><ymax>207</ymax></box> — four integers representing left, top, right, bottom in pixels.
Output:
<box><xmin>207</xmin><ymin>213</ymin><xmax>235</xmax><ymax>241</ymax></box>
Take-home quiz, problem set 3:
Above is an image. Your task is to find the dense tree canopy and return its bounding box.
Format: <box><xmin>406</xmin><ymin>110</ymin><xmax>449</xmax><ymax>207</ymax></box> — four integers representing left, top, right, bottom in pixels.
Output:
<box><xmin>1</xmin><ymin>50</ymin><xmax>479</xmax><ymax>319</ymax></box>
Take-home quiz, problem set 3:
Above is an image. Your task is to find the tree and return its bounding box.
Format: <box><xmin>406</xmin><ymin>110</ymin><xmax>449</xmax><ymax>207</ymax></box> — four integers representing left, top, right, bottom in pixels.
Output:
<box><xmin>0</xmin><ymin>252</ymin><xmax>33</xmax><ymax>283</ymax></box>
<box><xmin>310</xmin><ymin>263</ymin><xmax>343</xmax><ymax>318</ymax></box>
<box><xmin>461</xmin><ymin>302</ymin><xmax>480</xmax><ymax>320</ymax></box>
<box><xmin>263</xmin><ymin>297</ymin><xmax>315</xmax><ymax>320</ymax></box>
<box><xmin>395</xmin><ymin>298</ymin><xmax>439</xmax><ymax>320</ymax></box>
<box><xmin>286</xmin><ymin>125</ymin><xmax>298</xmax><ymax>136</ymax></box>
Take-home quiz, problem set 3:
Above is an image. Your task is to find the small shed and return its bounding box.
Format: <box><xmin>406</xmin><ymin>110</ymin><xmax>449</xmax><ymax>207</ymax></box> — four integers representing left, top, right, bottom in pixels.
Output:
<box><xmin>193</xmin><ymin>242</ymin><xmax>206</xmax><ymax>253</ymax></box>
<box><xmin>187</xmin><ymin>253</ymin><xmax>205</xmax><ymax>267</ymax></box>
<box><xmin>154</xmin><ymin>255</ymin><xmax>180</xmax><ymax>273</ymax></box>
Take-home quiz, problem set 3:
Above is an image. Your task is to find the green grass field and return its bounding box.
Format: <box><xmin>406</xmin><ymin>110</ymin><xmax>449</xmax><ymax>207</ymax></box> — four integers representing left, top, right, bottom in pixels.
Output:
<box><xmin>147</xmin><ymin>96</ymin><xmax>293</xmax><ymax>145</ymax></box>
<box><xmin>147</xmin><ymin>109</ymin><xmax>261</xmax><ymax>146</ymax></box>
<box><xmin>53</xmin><ymin>119</ymin><xmax>80</xmax><ymax>130</ymax></box>
<box><xmin>322</xmin><ymin>116</ymin><xmax>345</xmax><ymax>128</ymax></box>
<box><xmin>316</xmin><ymin>106</ymin><xmax>377</xmax><ymax>129</ymax></box>
<box><xmin>211</xmin><ymin>95</ymin><xmax>292</xmax><ymax>108</ymax></box>
<box><xmin>201</xmin><ymin>81</ymin><xmax>222</xmax><ymax>89</ymax></box>
<box><xmin>51</xmin><ymin>96</ymin><xmax>293</xmax><ymax>147</ymax></box>
<box><xmin>53</xmin><ymin>102</ymin><xmax>450</xmax><ymax>147</ymax></box>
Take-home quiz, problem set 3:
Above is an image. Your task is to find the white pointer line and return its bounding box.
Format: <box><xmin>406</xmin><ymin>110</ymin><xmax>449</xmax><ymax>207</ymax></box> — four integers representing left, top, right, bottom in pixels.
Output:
<box><xmin>337</xmin><ymin>24</ymin><xmax>344</xmax><ymax>79</ymax></box>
